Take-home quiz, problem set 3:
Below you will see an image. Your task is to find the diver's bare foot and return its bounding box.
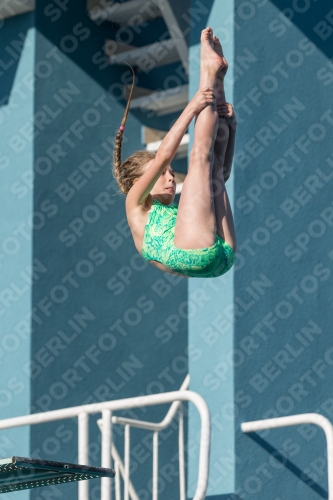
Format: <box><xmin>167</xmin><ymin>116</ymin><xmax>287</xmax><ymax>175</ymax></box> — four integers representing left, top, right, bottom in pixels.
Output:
<box><xmin>213</xmin><ymin>35</ymin><xmax>228</xmax><ymax>79</ymax></box>
<box><xmin>200</xmin><ymin>28</ymin><xmax>225</xmax><ymax>76</ymax></box>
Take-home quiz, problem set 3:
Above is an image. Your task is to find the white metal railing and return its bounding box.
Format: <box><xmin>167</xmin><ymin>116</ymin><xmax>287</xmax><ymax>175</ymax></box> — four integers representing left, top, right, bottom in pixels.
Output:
<box><xmin>241</xmin><ymin>413</ymin><xmax>333</xmax><ymax>499</ymax></box>
<box><xmin>97</xmin><ymin>375</ymin><xmax>190</xmax><ymax>500</ymax></box>
<box><xmin>0</xmin><ymin>383</ymin><xmax>210</xmax><ymax>500</ymax></box>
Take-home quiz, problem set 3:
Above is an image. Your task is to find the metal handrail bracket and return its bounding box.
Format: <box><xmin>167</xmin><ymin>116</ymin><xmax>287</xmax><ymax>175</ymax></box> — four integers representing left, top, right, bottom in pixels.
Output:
<box><xmin>111</xmin><ymin>374</ymin><xmax>190</xmax><ymax>430</ymax></box>
<box><xmin>241</xmin><ymin>413</ymin><xmax>333</xmax><ymax>500</ymax></box>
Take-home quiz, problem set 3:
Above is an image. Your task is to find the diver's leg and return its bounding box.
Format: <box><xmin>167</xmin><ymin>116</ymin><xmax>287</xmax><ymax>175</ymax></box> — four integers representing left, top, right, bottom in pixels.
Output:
<box><xmin>174</xmin><ymin>27</ymin><xmax>225</xmax><ymax>249</ymax></box>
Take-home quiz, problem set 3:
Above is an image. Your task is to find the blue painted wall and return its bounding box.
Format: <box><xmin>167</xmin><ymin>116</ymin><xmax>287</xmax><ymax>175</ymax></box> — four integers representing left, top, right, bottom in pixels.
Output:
<box><xmin>0</xmin><ymin>11</ymin><xmax>35</xmax><ymax>500</ymax></box>
<box><xmin>233</xmin><ymin>0</ymin><xmax>333</xmax><ymax>498</ymax></box>
<box><xmin>28</xmin><ymin>1</ymin><xmax>189</xmax><ymax>499</ymax></box>
<box><xmin>2</xmin><ymin>2</ymin><xmax>333</xmax><ymax>500</ymax></box>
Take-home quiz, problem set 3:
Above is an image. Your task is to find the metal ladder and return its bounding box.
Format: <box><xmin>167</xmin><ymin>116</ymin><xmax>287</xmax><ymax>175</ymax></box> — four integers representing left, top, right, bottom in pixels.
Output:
<box><xmin>87</xmin><ymin>0</ymin><xmax>190</xmax><ymax>192</ymax></box>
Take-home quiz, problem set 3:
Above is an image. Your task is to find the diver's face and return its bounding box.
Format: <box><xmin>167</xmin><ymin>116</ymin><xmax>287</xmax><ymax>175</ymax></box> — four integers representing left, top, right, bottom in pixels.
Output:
<box><xmin>150</xmin><ymin>164</ymin><xmax>176</xmax><ymax>204</ymax></box>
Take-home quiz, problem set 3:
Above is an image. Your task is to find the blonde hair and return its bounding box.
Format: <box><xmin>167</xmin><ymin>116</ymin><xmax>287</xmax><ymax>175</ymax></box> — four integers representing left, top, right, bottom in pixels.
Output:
<box><xmin>112</xmin><ymin>64</ymin><xmax>156</xmax><ymax>195</ymax></box>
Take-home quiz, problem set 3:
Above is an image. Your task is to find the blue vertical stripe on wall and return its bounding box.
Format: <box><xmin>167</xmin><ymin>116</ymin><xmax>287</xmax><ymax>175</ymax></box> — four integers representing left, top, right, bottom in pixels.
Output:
<box><xmin>188</xmin><ymin>0</ymin><xmax>235</xmax><ymax>496</ymax></box>
<box><xmin>0</xmin><ymin>14</ymin><xmax>35</xmax><ymax>500</ymax></box>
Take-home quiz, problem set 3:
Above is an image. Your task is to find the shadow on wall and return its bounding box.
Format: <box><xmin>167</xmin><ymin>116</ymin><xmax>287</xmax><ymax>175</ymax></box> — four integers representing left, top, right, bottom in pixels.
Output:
<box><xmin>0</xmin><ymin>12</ymin><xmax>34</xmax><ymax>104</ymax></box>
<box><xmin>268</xmin><ymin>0</ymin><xmax>333</xmax><ymax>59</ymax></box>
<box><xmin>246</xmin><ymin>432</ymin><xmax>328</xmax><ymax>498</ymax></box>
<box><xmin>168</xmin><ymin>0</ymin><xmax>215</xmax><ymax>47</ymax></box>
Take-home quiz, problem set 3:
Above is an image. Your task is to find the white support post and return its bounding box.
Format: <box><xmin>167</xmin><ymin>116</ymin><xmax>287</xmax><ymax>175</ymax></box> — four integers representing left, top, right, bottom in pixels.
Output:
<box><xmin>178</xmin><ymin>405</ymin><xmax>185</xmax><ymax>500</ymax></box>
<box><xmin>101</xmin><ymin>409</ymin><xmax>112</xmax><ymax>500</ymax></box>
<box><xmin>115</xmin><ymin>461</ymin><xmax>120</xmax><ymax>500</ymax></box>
<box><xmin>152</xmin><ymin>431</ymin><xmax>159</xmax><ymax>500</ymax></box>
<box><xmin>124</xmin><ymin>425</ymin><xmax>130</xmax><ymax>500</ymax></box>
<box><xmin>111</xmin><ymin>443</ymin><xmax>140</xmax><ymax>500</ymax></box>
<box><xmin>78</xmin><ymin>412</ymin><xmax>89</xmax><ymax>500</ymax></box>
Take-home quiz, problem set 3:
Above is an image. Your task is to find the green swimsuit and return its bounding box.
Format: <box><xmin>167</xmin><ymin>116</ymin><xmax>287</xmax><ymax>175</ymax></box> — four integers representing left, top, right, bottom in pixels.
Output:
<box><xmin>141</xmin><ymin>199</ymin><xmax>236</xmax><ymax>278</ymax></box>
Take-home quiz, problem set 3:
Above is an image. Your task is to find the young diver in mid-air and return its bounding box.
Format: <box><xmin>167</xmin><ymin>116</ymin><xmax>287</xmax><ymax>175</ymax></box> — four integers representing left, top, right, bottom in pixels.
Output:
<box><xmin>113</xmin><ymin>27</ymin><xmax>237</xmax><ymax>278</ymax></box>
